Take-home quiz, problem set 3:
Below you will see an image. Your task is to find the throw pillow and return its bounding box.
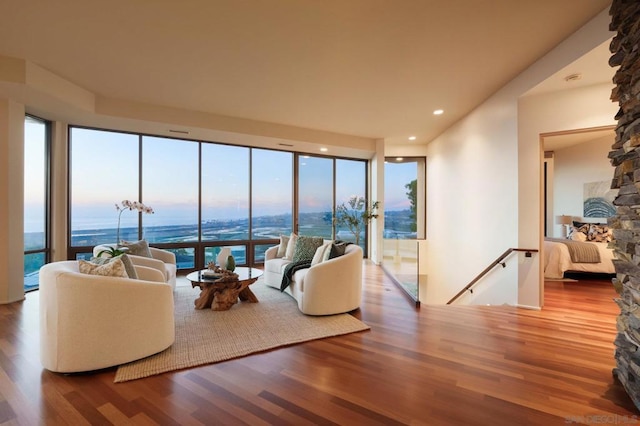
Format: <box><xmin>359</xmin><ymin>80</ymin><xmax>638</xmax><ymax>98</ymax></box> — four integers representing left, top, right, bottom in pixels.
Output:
<box><xmin>311</xmin><ymin>242</ymin><xmax>333</xmax><ymax>266</ymax></box>
<box><xmin>120</xmin><ymin>239</ymin><xmax>153</xmax><ymax>258</ymax></box>
<box><xmin>292</xmin><ymin>236</ymin><xmax>324</xmax><ymax>263</ymax></box>
<box><xmin>588</xmin><ymin>224</ymin><xmax>612</xmax><ymax>242</ymax></box>
<box><xmin>569</xmin><ymin>230</ymin><xmax>587</xmax><ymax>242</ymax></box>
<box><xmin>567</xmin><ymin>224</ymin><xmax>589</xmax><ymax>241</ymax></box>
<box><xmin>277</xmin><ymin>234</ymin><xmax>290</xmax><ymax>258</ymax></box>
<box><xmin>90</xmin><ymin>254</ymin><xmax>138</xmax><ymax>280</ymax></box>
<box><xmin>284</xmin><ymin>233</ymin><xmax>298</xmax><ymax>260</ymax></box>
<box><xmin>329</xmin><ymin>241</ymin><xmax>350</xmax><ymax>259</ymax></box>
<box><xmin>79</xmin><ymin>258</ymin><xmax>128</xmax><ymax>278</ymax></box>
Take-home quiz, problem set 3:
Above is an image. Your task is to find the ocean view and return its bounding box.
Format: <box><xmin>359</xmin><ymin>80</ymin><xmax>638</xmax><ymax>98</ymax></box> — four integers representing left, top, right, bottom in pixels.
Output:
<box><xmin>24</xmin><ymin>210</ymin><xmax>416</xmax><ymax>280</ymax></box>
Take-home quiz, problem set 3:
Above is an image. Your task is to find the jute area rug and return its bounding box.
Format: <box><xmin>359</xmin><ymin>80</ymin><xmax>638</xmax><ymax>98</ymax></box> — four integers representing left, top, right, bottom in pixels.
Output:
<box><xmin>114</xmin><ymin>280</ymin><xmax>370</xmax><ymax>382</ymax></box>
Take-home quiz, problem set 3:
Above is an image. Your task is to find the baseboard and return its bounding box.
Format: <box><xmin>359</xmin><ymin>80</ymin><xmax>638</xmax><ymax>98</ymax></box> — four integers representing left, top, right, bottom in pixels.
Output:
<box><xmin>516</xmin><ymin>304</ymin><xmax>542</xmax><ymax>311</ymax></box>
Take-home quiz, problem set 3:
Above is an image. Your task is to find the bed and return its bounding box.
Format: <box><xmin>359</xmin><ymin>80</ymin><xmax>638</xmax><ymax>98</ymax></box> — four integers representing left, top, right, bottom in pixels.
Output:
<box><xmin>543</xmin><ymin>222</ymin><xmax>616</xmax><ymax>279</ymax></box>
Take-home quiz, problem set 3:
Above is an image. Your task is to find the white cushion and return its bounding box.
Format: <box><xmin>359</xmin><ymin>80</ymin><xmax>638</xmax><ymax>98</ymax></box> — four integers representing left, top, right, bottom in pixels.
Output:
<box><xmin>311</xmin><ymin>242</ymin><xmax>333</xmax><ymax>265</ymax></box>
<box><xmin>78</xmin><ymin>258</ymin><xmax>128</xmax><ymax>278</ymax></box>
<box><xmin>265</xmin><ymin>257</ymin><xmax>291</xmax><ymax>275</ymax></box>
<box><xmin>276</xmin><ymin>235</ymin><xmax>289</xmax><ymax>257</ymax></box>
<box><xmin>284</xmin><ymin>233</ymin><xmax>298</xmax><ymax>260</ymax></box>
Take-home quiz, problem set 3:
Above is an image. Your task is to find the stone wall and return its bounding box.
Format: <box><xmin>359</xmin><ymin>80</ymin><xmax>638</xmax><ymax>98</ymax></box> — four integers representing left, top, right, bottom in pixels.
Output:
<box><xmin>608</xmin><ymin>0</ymin><xmax>640</xmax><ymax>412</ymax></box>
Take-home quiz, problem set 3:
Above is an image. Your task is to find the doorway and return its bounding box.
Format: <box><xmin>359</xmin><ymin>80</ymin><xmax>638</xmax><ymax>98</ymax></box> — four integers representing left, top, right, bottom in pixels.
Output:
<box><xmin>540</xmin><ymin>125</ymin><xmax>616</xmax><ymax>305</ymax></box>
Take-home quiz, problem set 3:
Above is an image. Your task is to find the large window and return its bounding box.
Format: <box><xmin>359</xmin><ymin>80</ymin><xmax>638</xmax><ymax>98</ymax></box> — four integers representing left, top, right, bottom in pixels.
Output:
<box><xmin>384</xmin><ymin>157</ymin><xmax>425</xmax><ymax>239</ymax></box>
<box><xmin>201</xmin><ymin>143</ymin><xmax>250</xmax><ymax>241</ymax></box>
<box><xmin>143</xmin><ymin>136</ymin><xmax>199</xmax><ymax>244</ymax></box>
<box><xmin>298</xmin><ymin>156</ymin><xmax>334</xmax><ymax>239</ymax></box>
<box><xmin>335</xmin><ymin>159</ymin><xmax>367</xmax><ymax>245</ymax></box>
<box><xmin>69</xmin><ymin>128</ymin><xmax>139</xmax><ymax>254</ymax></box>
<box><xmin>68</xmin><ymin>126</ymin><xmax>368</xmax><ymax>269</ymax></box>
<box><xmin>252</xmin><ymin>149</ymin><xmax>293</xmax><ymax>261</ymax></box>
<box><xmin>24</xmin><ymin>115</ymin><xmax>50</xmax><ymax>292</ymax></box>
<box><xmin>297</xmin><ymin>156</ymin><xmax>370</xmax><ymax>249</ymax></box>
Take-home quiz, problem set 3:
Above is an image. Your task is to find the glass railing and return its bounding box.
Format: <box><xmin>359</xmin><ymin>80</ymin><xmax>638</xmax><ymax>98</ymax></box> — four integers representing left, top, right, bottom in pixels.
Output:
<box><xmin>382</xmin><ymin>238</ymin><xmax>420</xmax><ymax>304</ymax></box>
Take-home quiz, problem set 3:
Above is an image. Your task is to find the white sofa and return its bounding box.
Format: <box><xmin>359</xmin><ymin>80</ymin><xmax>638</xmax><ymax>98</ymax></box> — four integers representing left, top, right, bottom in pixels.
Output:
<box><xmin>39</xmin><ymin>260</ymin><xmax>175</xmax><ymax>373</ymax></box>
<box><xmin>93</xmin><ymin>244</ymin><xmax>177</xmax><ymax>290</ymax></box>
<box><xmin>263</xmin><ymin>242</ymin><xmax>363</xmax><ymax>315</ymax></box>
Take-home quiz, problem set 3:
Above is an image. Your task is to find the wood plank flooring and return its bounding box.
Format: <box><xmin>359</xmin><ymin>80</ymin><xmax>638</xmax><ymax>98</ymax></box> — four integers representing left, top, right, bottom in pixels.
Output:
<box><xmin>1</xmin><ymin>264</ymin><xmax>637</xmax><ymax>425</ymax></box>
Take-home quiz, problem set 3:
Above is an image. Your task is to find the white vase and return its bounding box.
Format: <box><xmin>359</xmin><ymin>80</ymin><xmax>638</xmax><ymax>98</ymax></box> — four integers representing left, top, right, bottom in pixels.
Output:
<box><xmin>216</xmin><ymin>247</ymin><xmax>231</xmax><ymax>268</ymax></box>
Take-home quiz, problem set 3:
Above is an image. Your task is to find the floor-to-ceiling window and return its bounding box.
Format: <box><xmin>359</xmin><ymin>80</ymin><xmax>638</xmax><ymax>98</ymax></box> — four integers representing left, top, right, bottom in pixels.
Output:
<box><xmin>335</xmin><ymin>158</ymin><xmax>367</xmax><ymax>246</ymax></box>
<box><xmin>69</xmin><ymin>128</ymin><xmax>139</xmax><ymax>259</ymax></box>
<box><xmin>296</xmin><ymin>155</ymin><xmax>370</xmax><ymax>249</ymax></box>
<box><xmin>383</xmin><ymin>156</ymin><xmax>426</xmax><ymax>301</ymax></box>
<box><xmin>68</xmin><ymin>126</ymin><xmax>368</xmax><ymax>270</ymax></box>
<box><xmin>23</xmin><ymin>115</ymin><xmax>50</xmax><ymax>292</ymax></box>
<box><xmin>384</xmin><ymin>157</ymin><xmax>425</xmax><ymax>239</ymax></box>
<box><xmin>251</xmin><ymin>148</ymin><xmax>293</xmax><ymax>262</ymax></box>
<box><xmin>143</xmin><ymin>135</ymin><xmax>200</xmax><ymax>268</ymax></box>
<box><xmin>201</xmin><ymin>142</ymin><xmax>250</xmax><ymax>265</ymax></box>
<box><xmin>297</xmin><ymin>155</ymin><xmax>334</xmax><ymax>239</ymax></box>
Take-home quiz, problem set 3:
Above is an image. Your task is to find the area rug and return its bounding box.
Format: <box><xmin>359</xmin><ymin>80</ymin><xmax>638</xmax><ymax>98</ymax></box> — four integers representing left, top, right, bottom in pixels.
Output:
<box><xmin>114</xmin><ymin>280</ymin><xmax>370</xmax><ymax>382</ymax></box>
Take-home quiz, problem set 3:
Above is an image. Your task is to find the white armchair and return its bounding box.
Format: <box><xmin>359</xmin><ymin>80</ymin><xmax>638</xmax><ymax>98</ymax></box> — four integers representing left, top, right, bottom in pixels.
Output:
<box><xmin>39</xmin><ymin>260</ymin><xmax>175</xmax><ymax>373</ymax></box>
<box><xmin>264</xmin><ymin>243</ymin><xmax>363</xmax><ymax>315</ymax></box>
<box><xmin>93</xmin><ymin>244</ymin><xmax>177</xmax><ymax>290</ymax></box>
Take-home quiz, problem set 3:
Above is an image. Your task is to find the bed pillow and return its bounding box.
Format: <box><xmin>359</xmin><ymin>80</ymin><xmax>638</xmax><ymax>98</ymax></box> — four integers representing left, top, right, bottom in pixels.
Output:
<box><xmin>572</xmin><ymin>220</ymin><xmax>592</xmax><ymax>228</ymax></box>
<box><xmin>568</xmin><ymin>224</ymin><xmax>589</xmax><ymax>241</ymax></box>
<box><xmin>588</xmin><ymin>224</ymin><xmax>612</xmax><ymax>242</ymax></box>
<box><xmin>569</xmin><ymin>230</ymin><xmax>587</xmax><ymax>242</ymax></box>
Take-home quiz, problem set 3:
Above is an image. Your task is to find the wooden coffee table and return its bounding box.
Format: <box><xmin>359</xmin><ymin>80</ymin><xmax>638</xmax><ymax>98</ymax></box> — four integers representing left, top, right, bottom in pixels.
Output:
<box><xmin>187</xmin><ymin>267</ymin><xmax>263</xmax><ymax>311</ymax></box>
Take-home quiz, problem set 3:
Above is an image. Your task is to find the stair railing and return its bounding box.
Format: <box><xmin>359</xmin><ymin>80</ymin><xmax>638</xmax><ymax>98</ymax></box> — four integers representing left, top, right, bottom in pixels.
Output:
<box><xmin>446</xmin><ymin>248</ymin><xmax>538</xmax><ymax>305</ymax></box>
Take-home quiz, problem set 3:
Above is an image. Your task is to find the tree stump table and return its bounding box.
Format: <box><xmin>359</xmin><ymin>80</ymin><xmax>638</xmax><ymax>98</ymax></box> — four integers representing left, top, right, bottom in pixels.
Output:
<box><xmin>187</xmin><ymin>267</ymin><xmax>263</xmax><ymax>311</ymax></box>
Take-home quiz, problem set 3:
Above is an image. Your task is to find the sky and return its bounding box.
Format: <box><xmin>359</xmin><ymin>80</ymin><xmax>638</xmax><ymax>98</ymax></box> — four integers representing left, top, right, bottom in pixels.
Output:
<box><xmin>24</xmin><ymin>125</ymin><xmax>417</xmax><ymax>232</ymax></box>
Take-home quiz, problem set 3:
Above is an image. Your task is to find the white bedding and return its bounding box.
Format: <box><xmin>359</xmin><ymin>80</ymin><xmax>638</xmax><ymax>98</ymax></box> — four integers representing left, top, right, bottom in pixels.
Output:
<box><xmin>543</xmin><ymin>239</ymin><xmax>615</xmax><ymax>279</ymax></box>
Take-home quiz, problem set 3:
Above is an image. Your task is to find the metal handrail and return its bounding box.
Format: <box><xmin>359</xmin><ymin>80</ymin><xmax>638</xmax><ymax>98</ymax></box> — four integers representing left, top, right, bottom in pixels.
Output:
<box><xmin>446</xmin><ymin>248</ymin><xmax>538</xmax><ymax>305</ymax></box>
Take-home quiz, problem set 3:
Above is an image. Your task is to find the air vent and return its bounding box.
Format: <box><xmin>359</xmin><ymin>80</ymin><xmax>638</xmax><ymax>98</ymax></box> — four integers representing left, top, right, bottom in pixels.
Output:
<box><xmin>169</xmin><ymin>129</ymin><xmax>190</xmax><ymax>135</ymax></box>
<box><xmin>278</xmin><ymin>143</ymin><xmax>294</xmax><ymax>147</ymax></box>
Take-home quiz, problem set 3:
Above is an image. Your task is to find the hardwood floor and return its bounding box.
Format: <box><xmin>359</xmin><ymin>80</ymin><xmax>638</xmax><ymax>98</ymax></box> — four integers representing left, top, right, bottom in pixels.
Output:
<box><xmin>2</xmin><ymin>265</ymin><xmax>637</xmax><ymax>425</ymax></box>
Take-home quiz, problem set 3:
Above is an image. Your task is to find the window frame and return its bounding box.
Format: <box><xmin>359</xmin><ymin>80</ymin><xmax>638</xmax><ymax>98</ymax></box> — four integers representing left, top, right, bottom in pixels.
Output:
<box><xmin>23</xmin><ymin>114</ymin><xmax>52</xmax><ymax>292</ymax></box>
<box><xmin>66</xmin><ymin>125</ymin><xmax>369</xmax><ymax>270</ymax></box>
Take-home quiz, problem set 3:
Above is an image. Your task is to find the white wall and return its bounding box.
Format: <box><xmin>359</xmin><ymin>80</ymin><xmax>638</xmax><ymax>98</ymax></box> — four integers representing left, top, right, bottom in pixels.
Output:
<box><xmin>551</xmin><ymin>134</ymin><xmax>615</xmax><ymax>237</ymax></box>
<box><xmin>519</xmin><ymin>83</ymin><xmax>617</xmax><ymax>307</ymax></box>
<box><xmin>423</xmin><ymin>95</ymin><xmax>520</xmax><ymax>305</ymax></box>
<box><xmin>0</xmin><ymin>98</ymin><xmax>26</xmax><ymax>303</ymax></box>
<box><xmin>422</xmin><ymin>9</ymin><xmax>614</xmax><ymax>307</ymax></box>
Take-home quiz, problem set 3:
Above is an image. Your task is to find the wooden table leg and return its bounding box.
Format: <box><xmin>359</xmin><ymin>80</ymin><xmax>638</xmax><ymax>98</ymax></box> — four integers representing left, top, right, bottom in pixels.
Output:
<box><xmin>212</xmin><ymin>286</ymin><xmax>240</xmax><ymax>311</ymax></box>
<box><xmin>238</xmin><ymin>278</ymin><xmax>259</xmax><ymax>302</ymax></box>
<box><xmin>193</xmin><ymin>276</ymin><xmax>260</xmax><ymax>310</ymax></box>
<box><xmin>194</xmin><ymin>285</ymin><xmax>217</xmax><ymax>310</ymax></box>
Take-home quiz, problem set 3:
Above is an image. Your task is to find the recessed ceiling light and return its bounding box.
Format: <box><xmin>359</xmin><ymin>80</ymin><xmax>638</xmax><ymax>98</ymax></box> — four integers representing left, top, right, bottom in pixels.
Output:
<box><xmin>564</xmin><ymin>73</ymin><xmax>582</xmax><ymax>82</ymax></box>
<box><xmin>433</xmin><ymin>109</ymin><xmax>444</xmax><ymax>115</ymax></box>
<box><xmin>408</xmin><ymin>136</ymin><xmax>416</xmax><ymax>141</ymax></box>
<box><xmin>320</xmin><ymin>147</ymin><xmax>328</xmax><ymax>152</ymax></box>
<box><xmin>396</xmin><ymin>157</ymin><xmax>403</xmax><ymax>161</ymax></box>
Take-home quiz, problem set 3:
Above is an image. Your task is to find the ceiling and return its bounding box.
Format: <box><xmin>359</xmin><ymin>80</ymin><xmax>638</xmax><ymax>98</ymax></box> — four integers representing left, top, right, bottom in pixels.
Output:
<box><xmin>0</xmin><ymin>0</ymin><xmax>613</xmax><ymax>146</ymax></box>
